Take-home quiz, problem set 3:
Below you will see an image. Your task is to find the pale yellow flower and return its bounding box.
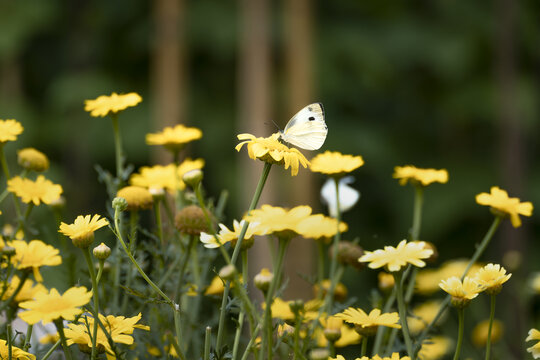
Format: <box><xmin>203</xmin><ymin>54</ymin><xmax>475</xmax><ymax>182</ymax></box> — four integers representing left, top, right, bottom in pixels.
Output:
<box><xmin>473</xmin><ymin>263</ymin><xmax>511</xmax><ymax>295</ymax></box>
<box><xmin>0</xmin><ymin>339</ymin><xmax>35</xmax><ymax>360</ymax></box>
<box><xmin>407</xmin><ymin>301</ymin><xmax>445</xmax><ymax>335</ymax></box>
<box><xmin>267</xmin><ymin>297</ymin><xmax>322</xmax><ymax>321</ymax></box>
<box><xmin>84</xmin><ymin>92</ymin><xmax>142</xmax><ymax>117</ymax></box>
<box><xmin>65</xmin><ymin>312</ymin><xmax>149</xmax><ymax>357</ymax></box>
<box><xmin>295</xmin><ymin>214</ymin><xmax>348</xmax><ymax>239</ymax></box>
<box><xmin>393</xmin><ymin>166</ymin><xmax>448</xmax><ymax>186</ymax></box>
<box><xmin>10</xmin><ymin>240</ymin><xmax>62</xmax><ymax>282</ymax></box>
<box><xmin>200</xmin><ymin>220</ymin><xmax>262</xmax><ymax>248</ymax></box>
<box><xmin>335</xmin><ymin>307</ymin><xmax>401</xmax><ymax>337</ymax></box>
<box><xmin>146</xmin><ymin>124</ymin><xmax>202</xmax><ymax>151</ymax></box>
<box><xmin>526</xmin><ymin>328</ymin><xmax>540</xmax><ymax>358</ymax></box>
<box><xmin>243</xmin><ymin>204</ymin><xmax>312</xmax><ymax>237</ymax></box>
<box><xmin>310</xmin><ymin>151</ymin><xmax>364</xmax><ymax>177</ymax></box>
<box><xmin>476</xmin><ymin>186</ymin><xmax>533</xmax><ymax>227</ymax></box>
<box><xmin>417</xmin><ymin>336</ymin><xmax>452</xmax><ymax>360</ymax></box>
<box><xmin>117</xmin><ymin>186</ymin><xmax>153</xmax><ymax>211</ymax></box>
<box><xmin>416</xmin><ymin>260</ymin><xmax>482</xmax><ymax>295</ymax></box>
<box><xmin>236</xmin><ymin>133</ymin><xmax>309</xmax><ymax>176</ymax></box>
<box><xmin>59</xmin><ymin>214</ymin><xmax>109</xmax><ymax>248</ymax></box>
<box><xmin>8</xmin><ymin>175</ymin><xmax>62</xmax><ymax>205</ymax></box>
<box><xmin>359</xmin><ymin>240</ymin><xmax>433</xmax><ymax>272</ymax></box>
<box><xmin>1</xmin><ymin>275</ymin><xmax>47</xmax><ymax>303</ymax></box>
<box><xmin>17</xmin><ymin>148</ymin><xmax>49</xmax><ymax>172</ymax></box>
<box><xmin>472</xmin><ymin>319</ymin><xmax>503</xmax><ymax>347</ymax></box>
<box><xmin>18</xmin><ymin>287</ymin><xmax>92</xmax><ymax>324</ymax></box>
<box><xmin>439</xmin><ymin>276</ymin><xmax>483</xmax><ymax>307</ymax></box>
<box><xmin>0</xmin><ymin>119</ymin><xmax>23</xmax><ymax>143</ymax></box>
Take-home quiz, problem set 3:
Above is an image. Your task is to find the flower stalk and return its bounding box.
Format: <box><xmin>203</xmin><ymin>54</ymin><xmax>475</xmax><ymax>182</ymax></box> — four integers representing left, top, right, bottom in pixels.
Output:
<box><xmin>485</xmin><ymin>295</ymin><xmax>496</xmax><ymax>360</ymax></box>
<box><xmin>393</xmin><ymin>271</ymin><xmax>414</xmax><ymax>357</ymax></box>
<box><xmin>453</xmin><ymin>308</ymin><xmax>465</xmax><ymax>360</ymax></box>
<box><xmin>82</xmin><ymin>247</ymin><xmax>100</xmax><ymax>360</ymax></box>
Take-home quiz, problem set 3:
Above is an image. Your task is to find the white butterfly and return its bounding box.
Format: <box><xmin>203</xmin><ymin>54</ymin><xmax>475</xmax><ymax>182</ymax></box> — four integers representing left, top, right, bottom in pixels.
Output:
<box><xmin>279</xmin><ymin>103</ymin><xmax>328</xmax><ymax>150</ymax></box>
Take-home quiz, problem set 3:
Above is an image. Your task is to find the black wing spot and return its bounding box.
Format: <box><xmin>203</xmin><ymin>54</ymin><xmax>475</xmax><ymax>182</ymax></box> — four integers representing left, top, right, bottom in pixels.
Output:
<box><xmin>308</xmin><ymin>116</ymin><xmax>315</xmax><ymax>121</ymax></box>
<box><xmin>307</xmin><ymin>107</ymin><xmax>312</xmax><ymax>111</ymax></box>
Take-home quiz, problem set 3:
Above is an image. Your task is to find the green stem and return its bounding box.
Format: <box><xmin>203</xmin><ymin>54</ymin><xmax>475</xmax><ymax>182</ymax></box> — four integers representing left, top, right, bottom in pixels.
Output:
<box><xmin>393</xmin><ymin>272</ymin><xmax>414</xmax><ymax>358</ymax></box>
<box><xmin>233</xmin><ymin>252</ymin><xmax>250</xmax><ymax>360</ymax></box>
<box><xmin>372</xmin><ymin>289</ymin><xmax>396</xmax><ymax>356</ymax></box>
<box><xmin>7</xmin><ymin>323</ymin><xmax>12</xmax><ymax>360</ymax></box>
<box><xmin>241</xmin><ymin>324</ymin><xmax>262</xmax><ymax>360</ymax></box>
<box><xmin>204</xmin><ymin>326</ymin><xmax>211</xmax><ymax>360</ymax></box>
<box><xmin>324</xmin><ymin>177</ymin><xmax>343</xmax><ymax>314</ymax></box>
<box><xmin>316</xmin><ymin>240</ymin><xmax>325</xmax><ymax>298</ymax></box>
<box><xmin>0</xmin><ymin>144</ymin><xmax>22</xmax><ymax>221</ymax></box>
<box><xmin>54</xmin><ymin>319</ymin><xmax>73</xmax><ymax>360</ymax></box>
<box><xmin>411</xmin><ymin>186</ymin><xmax>424</xmax><ymax>240</ymax></box>
<box><xmin>154</xmin><ymin>198</ymin><xmax>164</xmax><ymax>246</ymax></box>
<box><xmin>361</xmin><ymin>336</ymin><xmax>368</xmax><ymax>357</ymax></box>
<box><xmin>413</xmin><ymin>216</ymin><xmax>502</xmax><ymax>357</ymax></box>
<box><xmin>260</xmin><ymin>237</ymin><xmax>290</xmax><ymax>360</ymax></box>
<box><xmin>485</xmin><ymin>295</ymin><xmax>496</xmax><ymax>360</ymax></box>
<box><xmin>23</xmin><ymin>324</ymin><xmax>33</xmax><ymax>351</ymax></box>
<box><xmin>96</xmin><ymin>260</ymin><xmax>104</xmax><ymax>284</ymax></box>
<box><xmin>83</xmin><ymin>248</ymin><xmax>100</xmax><ymax>360</ymax></box>
<box><xmin>40</xmin><ymin>340</ymin><xmax>61</xmax><ymax>360</ymax></box>
<box><xmin>453</xmin><ymin>308</ymin><xmax>465</xmax><ymax>360</ymax></box>
<box><xmin>293</xmin><ymin>312</ymin><xmax>303</xmax><ymax>359</ymax></box>
<box><xmin>173</xmin><ymin>306</ymin><xmax>186</xmax><ymax>360</ymax></box>
<box><xmin>112</xmin><ymin>206</ymin><xmax>185</xmax><ymax>359</ymax></box>
<box><xmin>110</xmin><ymin>113</ymin><xmax>124</xmax><ymax>180</ymax></box>
<box><xmin>216</xmin><ymin>162</ymin><xmax>272</xmax><ymax>350</ymax></box>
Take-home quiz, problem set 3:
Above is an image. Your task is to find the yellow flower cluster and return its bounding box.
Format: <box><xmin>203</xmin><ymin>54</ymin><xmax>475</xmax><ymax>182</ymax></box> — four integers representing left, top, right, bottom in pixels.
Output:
<box><xmin>84</xmin><ymin>92</ymin><xmax>142</xmax><ymax>117</ymax></box>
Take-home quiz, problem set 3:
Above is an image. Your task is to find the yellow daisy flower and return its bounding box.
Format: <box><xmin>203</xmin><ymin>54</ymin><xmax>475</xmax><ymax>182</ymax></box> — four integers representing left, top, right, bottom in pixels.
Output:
<box><xmin>473</xmin><ymin>263</ymin><xmax>511</xmax><ymax>295</ymax></box>
<box><xmin>200</xmin><ymin>219</ymin><xmax>262</xmax><ymax>249</ymax></box>
<box><xmin>371</xmin><ymin>355</ymin><xmax>410</xmax><ymax>360</ymax></box>
<box><xmin>236</xmin><ymin>133</ymin><xmax>309</xmax><ymax>176</ymax></box>
<box><xmin>295</xmin><ymin>214</ymin><xmax>348</xmax><ymax>239</ymax></box>
<box><xmin>65</xmin><ymin>312</ymin><xmax>149</xmax><ymax>356</ymax></box>
<box><xmin>439</xmin><ymin>276</ymin><xmax>483</xmax><ymax>308</ymax></box>
<box><xmin>1</xmin><ymin>275</ymin><xmax>47</xmax><ymax>303</ymax></box>
<box><xmin>204</xmin><ymin>274</ymin><xmax>243</xmax><ymax>296</ymax></box>
<box><xmin>526</xmin><ymin>328</ymin><xmax>540</xmax><ymax>358</ymax></box>
<box><xmin>243</xmin><ymin>204</ymin><xmax>312</xmax><ymax>237</ymax></box>
<box><xmin>0</xmin><ymin>119</ymin><xmax>24</xmax><ymax>143</ymax></box>
<box><xmin>313</xmin><ymin>280</ymin><xmax>348</xmax><ymax>302</ymax></box>
<box><xmin>475</xmin><ymin>186</ymin><xmax>533</xmax><ymax>227</ymax></box>
<box><xmin>335</xmin><ymin>307</ymin><xmax>401</xmax><ymax>336</ymax></box>
<box><xmin>417</xmin><ymin>336</ymin><xmax>452</xmax><ymax>360</ymax></box>
<box><xmin>472</xmin><ymin>319</ymin><xmax>503</xmax><ymax>347</ymax></box>
<box><xmin>39</xmin><ymin>333</ymin><xmax>60</xmax><ymax>344</ymax></box>
<box><xmin>393</xmin><ymin>165</ymin><xmax>448</xmax><ymax>186</ymax></box>
<box><xmin>407</xmin><ymin>301</ymin><xmax>445</xmax><ymax>335</ymax></box>
<box><xmin>59</xmin><ymin>214</ymin><xmax>109</xmax><ymax>248</ymax></box>
<box><xmin>7</xmin><ymin>175</ymin><xmax>63</xmax><ymax>205</ymax></box>
<box><xmin>10</xmin><ymin>240</ymin><xmax>62</xmax><ymax>282</ymax></box>
<box><xmin>267</xmin><ymin>297</ymin><xmax>322</xmax><ymax>321</ymax></box>
<box><xmin>0</xmin><ymin>339</ymin><xmax>36</xmax><ymax>360</ymax></box>
<box><xmin>359</xmin><ymin>240</ymin><xmax>433</xmax><ymax>272</ymax></box>
<box><xmin>415</xmin><ymin>260</ymin><xmax>482</xmax><ymax>295</ymax></box>
<box><xmin>146</xmin><ymin>124</ymin><xmax>203</xmax><ymax>151</ymax></box>
<box><xmin>317</xmin><ymin>317</ymin><xmax>362</xmax><ymax>347</ymax></box>
<box><xmin>18</xmin><ymin>286</ymin><xmax>92</xmax><ymax>324</ymax></box>
<box><xmin>84</xmin><ymin>92</ymin><xmax>142</xmax><ymax>117</ymax></box>
<box><xmin>117</xmin><ymin>185</ymin><xmax>153</xmax><ymax>211</ymax></box>
<box><xmin>310</xmin><ymin>151</ymin><xmax>364</xmax><ymax>177</ymax></box>
<box><xmin>17</xmin><ymin>148</ymin><xmax>49</xmax><ymax>172</ymax></box>
<box><xmin>130</xmin><ymin>159</ymin><xmax>205</xmax><ymax>193</ymax></box>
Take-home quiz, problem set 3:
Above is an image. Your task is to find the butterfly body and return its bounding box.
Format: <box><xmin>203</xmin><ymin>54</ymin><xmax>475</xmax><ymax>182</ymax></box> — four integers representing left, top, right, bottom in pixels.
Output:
<box><xmin>279</xmin><ymin>103</ymin><xmax>327</xmax><ymax>150</ymax></box>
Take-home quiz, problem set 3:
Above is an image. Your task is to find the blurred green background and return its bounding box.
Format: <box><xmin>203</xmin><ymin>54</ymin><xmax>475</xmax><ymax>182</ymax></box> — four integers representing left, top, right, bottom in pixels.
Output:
<box><xmin>1</xmin><ymin>1</ymin><xmax>540</xmax><ymax>357</ymax></box>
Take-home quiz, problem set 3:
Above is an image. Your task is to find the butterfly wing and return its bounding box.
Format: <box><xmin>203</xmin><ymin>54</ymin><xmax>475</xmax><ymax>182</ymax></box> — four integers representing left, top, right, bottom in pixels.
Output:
<box><xmin>281</xmin><ymin>103</ymin><xmax>328</xmax><ymax>150</ymax></box>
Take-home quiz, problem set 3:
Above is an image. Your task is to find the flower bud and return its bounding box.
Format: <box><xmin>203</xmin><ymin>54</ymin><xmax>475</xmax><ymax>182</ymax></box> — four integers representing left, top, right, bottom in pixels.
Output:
<box><xmin>323</xmin><ymin>316</ymin><xmax>343</xmax><ymax>343</ymax></box>
<box><xmin>149</xmin><ymin>187</ymin><xmax>166</xmax><ymax>200</ymax></box>
<box><xmin>174</xmin><ymin>205</ymin><xmax>211</xmax><ymax>236</ymax></box>
<box><xmin>17</xmin><ymin>148</ymin><xmax>49</xmax><ymax>172</ymax></box>
<box><xmin>1</xmin><ymin>245</ymin><xmax>16</xmax><ymax>257</ymax></box>
<box><xmin>93</xmin><ymin>243</ymin><xmax>111</xmax><ymax>260</ymax></box>
<box><xmin>330</xmin><ymin>241</ymin><xmax>364</xmax><ymax>270</ymax></box>
<box><xmin>254</xmin><ymin>268</ymin><xmax>273</xmax><ymax>293</ymax></box>
<box><xmin>219</xmin><ymin>264</ymin><xmax>237</xmax><ymax>281</ymax></box>
<box><xmin>289</xmin><ymin>299</ymin><xmax>304</xmax><ymax>314</ymax></box>
<box><xmin>71</xmin><ymin>231</ymin><xmax>95</xmax><ymax>248</ymax></box>
<box><xmin>112</xmin><ymin>197</ymin><xmax>128</xmax><ymax>212</ymax></box>
<box><xmin>183</xmin><ymin>169</ymin><xmax>203</xmax><ymax>188</ymax></box>
<box><xmin>116</xmin><ymin>186</ymin><xmax>153</xmax><ymax>211</ymax></box>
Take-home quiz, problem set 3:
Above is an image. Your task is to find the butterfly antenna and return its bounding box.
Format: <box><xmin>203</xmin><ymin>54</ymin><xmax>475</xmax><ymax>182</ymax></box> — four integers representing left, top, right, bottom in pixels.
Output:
<box><xmin>264</xmin><ymin>120</ymin><xmax>281</xmax><ymax>132</ymax></box>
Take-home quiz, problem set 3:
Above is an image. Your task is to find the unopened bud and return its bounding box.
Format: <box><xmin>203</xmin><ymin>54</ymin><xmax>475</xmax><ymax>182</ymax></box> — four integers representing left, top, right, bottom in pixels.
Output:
<box><xmin>219</xmin><ymin>264</ymin><xmax>237</xmax><ymax>281</ymax></box>
<box><xmin>309</xmin><ymin>348</ymin><xmax>330</xmax><ymax>360</ymax></box>
<box><xmin>112</xmin><ymin>197</ymin><xmax>128</xmax><ymax>212</ymax></box>
<box><xmin>254</xmin><ymin>268</ymin><xmax>273</xmax><ymax>292</ymax></box>
<box><xmin>93</xmin><ymin>243</ymin><xmax>111</xmax><ymax>260</ymax></box>
<box><xmin>1</xmin><ymin>246</ymin><xmax>16</xmax><ymax>257</ymax></box>
<box><xmin>183</xmin><ymin>169</ymin><xmax>203</xmax><ymax>188</ymax></box>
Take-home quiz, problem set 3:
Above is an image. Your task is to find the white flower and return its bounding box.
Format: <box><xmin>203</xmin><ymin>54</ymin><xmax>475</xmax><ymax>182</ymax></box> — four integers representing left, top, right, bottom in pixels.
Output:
<box><xmin>200</xmin><ymin>220</ymin><xmax>260</xmax><ymax>248</ymax></box>
<box><xmin>321</xmin><ymin>176</ymin><xmax>360</xmax><ymax>218</ymax></box>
